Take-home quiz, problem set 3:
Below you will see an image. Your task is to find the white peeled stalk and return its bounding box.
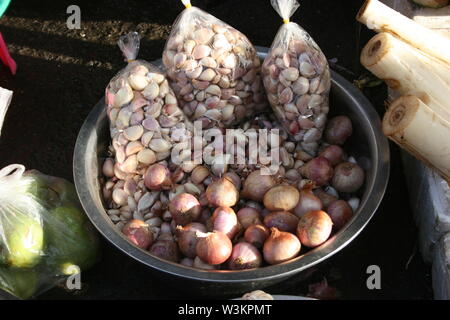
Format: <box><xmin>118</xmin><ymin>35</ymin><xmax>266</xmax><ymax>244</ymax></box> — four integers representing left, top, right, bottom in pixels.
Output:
<box><xmin>361</xmin><ymin>32</ymin><xmax>450</xmax><ymax>118</ymax></box>
<box><xmin>0</xmin><ymin>87</ymin><xmax>13</xmax><ymax>137</ymax></box>
<box><xmin>382</xmin><ymin>95</ymin><xmax>450</xmax><ymax>181</ymax></box>
<box><xmin>357</xmin><ymin>0</ymin><xmax>450</xmax><ymax>65</ymax></box>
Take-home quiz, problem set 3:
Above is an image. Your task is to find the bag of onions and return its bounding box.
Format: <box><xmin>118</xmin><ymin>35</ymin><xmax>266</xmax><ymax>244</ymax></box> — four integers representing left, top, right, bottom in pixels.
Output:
<box><xmin>262</xmin><ymin>0</ymin><xmax>331</xmax><ymax>154</ymax></box>
<box><xmin>162</xmin><ymin>0</ymin><xmax>267</xmax><ymax>128</ymax></box>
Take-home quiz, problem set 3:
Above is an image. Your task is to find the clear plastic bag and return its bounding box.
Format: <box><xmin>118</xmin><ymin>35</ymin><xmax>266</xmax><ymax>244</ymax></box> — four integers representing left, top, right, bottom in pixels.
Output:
<box><xmin>262</xmin><ymin>0</ymin><xmax>330</xmax><ymax>153</ymax></box>
<box><xmin>162</xmin><ymin>0</ymin><xmax>267</xmax><ymax>128</ymax></box>
<box><xmin>105</xmin><ymin>32</ymin><xmax>193</xmax><ymax>180</ymax></box>
<box><xmin>0</xmin><ymin>164</ymin><xmax>100</xmax><ymax>299</ymax></box>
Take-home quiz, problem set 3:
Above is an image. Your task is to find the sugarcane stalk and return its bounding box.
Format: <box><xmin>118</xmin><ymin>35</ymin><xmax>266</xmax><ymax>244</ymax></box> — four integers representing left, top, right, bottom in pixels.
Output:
<box><xmin>357</xmin><ymin>0</ymin><xmax>450</xmax><ymax>65</ymax></box>
<box><xmin>361</xmin><ymin>32</ymin><xmax>450</xmax><ymax>118</ymax></box>
<box><xmin>383</xmin><ymin>95</ymin><xmax>450</xmax><ymax>181</ymax></box>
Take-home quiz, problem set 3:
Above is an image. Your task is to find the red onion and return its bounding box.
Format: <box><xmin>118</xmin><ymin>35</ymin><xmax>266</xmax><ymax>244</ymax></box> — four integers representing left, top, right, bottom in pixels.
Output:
<box><xmin>237</xmin><ymin>207</ymin><xmax>262</xmax><ymax>229</ymax></box>
<box><xmin>300</xmin><ymin>157</ymin><xmax>334</xmax><ymax>186</ymax></box>
<box><xmin>196</xmin><ymin>231</ymin><xmax>232</xmax><ymax>265</ymax></box>
<box><xmin>169</xmin><ymin>193</ymin><xmax>201</xmax><ymax>226</ymax></box>
<box><xmin>327</xmin><ymin>200</ymin><xmax>353</xmax><ymax>230</ymax></box>
<box><xmin>294</xmin><ymin>187</ymin><xmax>323</xmax><ymax>218</ymax></box>
<box><xmin>263</xmin><ymin>228</ymin><xmax>301</xmax><ymax>265</ymax></box>
<box><xmin>193</xmin><ymin>256</ymin><xmax>217</xmax><ymax>270</ymax></box>
<box><xmin>319</xmin><ymin>145</ymin><xmax>345</xmax><ymax>166</ymax></box>
<box><xmin>241</xmin><ymin>170</ymin><xmax>276</xmax><ymax>202</ymax></box>
<box><xmin>149</xmin><ymin>239</ymin><xmax>180</xmax><ymax>262</ymax></box>
<box><xmin>228</xmin><ymin>242</ymin><xmax>262</xmax><ymax>270</ymax></box>
<box><xmin>325</xmin><ymin>116</ymin><xmax>353</xmax><ymax>145</ymax></box>
<box><xmin>313</xmin><ymin>188</ymin><xmax>338</xmax><ymax>208</ymax></box>
<box><xmin>122</xmin><ymin>220</ymin><xmax>153</xmax><ymax>249</ymax></box>
<box><xmin>206</xmin><ymin>177</ymin><xmax>239</xmax><ymax>207</ymax></box>
<box><xmin>176</xmin><ymin>223</ymin><xmax>207</xmax><ymax>258</ymax></box>
<box><xmin>297</xmin><ymin>210</ymin><xmax>333</xmax><ymax>248</ymax></box>
<box><xmin>263</xmin><ymin>185</ymin><xmax>300</xmax><ymax>212</ymax></box>
<box><xmin>207</xmin><ymin>207</ymin><xmax>239</xmax><ymax>239</ymax></box>
<box><xmin>331</xmin><ymin>162</ymin><xmax>365</xmax><ymax>193</ymax></box>
<box><xmin>144</xmin><ymin>164</ymin><xmax>171</xmax><ymax>190</ymax></box>
<box><xmin>244</xmin><ymin>224</ymin><xmax>270</xmax><ymax>248</ymax></box>
<box><xmin>263</xmin><ymin>211</ymin><xmax>299</xmax><ymax>233</ymax></box>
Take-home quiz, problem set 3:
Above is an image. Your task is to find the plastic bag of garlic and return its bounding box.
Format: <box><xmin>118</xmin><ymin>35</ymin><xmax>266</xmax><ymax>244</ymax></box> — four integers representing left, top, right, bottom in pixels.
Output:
<box><xmin>105</xmin><ymin>32</ymin><xmax>193</xmax><ymax>181</ymax></box>
<box><xmin>162</xmin><ymin>0</ymin><xmax>267</xmax><ymax>128</ymax></box>
<box><xmin>262</xmin><ymin>0</ymin><xmax>331</xmax><ymax>153</ymax></box>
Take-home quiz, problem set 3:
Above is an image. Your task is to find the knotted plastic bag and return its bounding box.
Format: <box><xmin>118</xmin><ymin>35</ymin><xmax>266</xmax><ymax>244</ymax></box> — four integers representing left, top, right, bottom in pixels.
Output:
<box><xmin>262</xmin><ymin>0</ymin><xmax>330</xmax><ymax>154</ymax></box>
<box><xmin>162</xmin><ymin>0</ymin><xmax>267</xmax><ymax>128</ymax></box>
<box><xmin>105</xmin><ymin>32</ymin><xmax>193</xmax><ymax>182</ymax></box>
<box><xmin>0</xmin><ymin>165</ymin><xmax>100</xmax><ymax>299</ymax></box>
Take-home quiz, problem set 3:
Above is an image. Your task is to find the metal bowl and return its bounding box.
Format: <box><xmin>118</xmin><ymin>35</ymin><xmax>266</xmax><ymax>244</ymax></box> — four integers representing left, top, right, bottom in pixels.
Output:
<box><xmin>73</xmin><ymin>47</ymin><xmax>390</xmax><ymax>296</ymax></box>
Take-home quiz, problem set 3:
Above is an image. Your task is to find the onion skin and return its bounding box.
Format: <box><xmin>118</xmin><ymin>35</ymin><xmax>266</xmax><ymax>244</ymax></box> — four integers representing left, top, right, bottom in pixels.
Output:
<box><xmin>294</xmin><ymin>188</ymin><xmax>323</xmax><ymax>218</ymax></box>
<box><xmin>149</xmin><ymin>239</ymin><xmax>180</xmax><ymax>262</ymax></box>
<box><xmin>263</xmin><ymin>228</ymin><xmax>301</xmax><ymax>265</ymax></box>
<box><xmin>228</xmin><ymin>242</ymin><xmax>262</xmax><ymax>270</ymax></box>
<box><xmin>176</xmin><ymin>223</ymin><xmax>207</xmax><ymax>258</ymax></box>
<box><xmin>300</xmin><ymin>157</ymin><xmax>334</xmax><ymax>186</ymax></box>
<box><xmin>169</xmin><ymin>193</ymin><xmax>202</xmax><ymax>226</ymax></box>
<box><xmin>325</xmin><ymin>116</ymin><xmax>353</xmax><ymax>145</ymax></box>
<box><xmin>331</xmin><ymin>162</ymin><xmax>365</xmax><ymax>193</ymax></box>
<box><xmin>122</xmin><ymin>220</ymin><xmax>153</xmax><ymax>249</ymax></box>
<box><xmin>237</xmin><ymin>207</ymin><xmax>262</xmax><ymax>229</ymax></box>
<box><xmin>196</xmin><ymin>231</ymin><xmax>232</xmax><ymax>265</ymax></box>
<box><xmin>313</xmin><ymin>188</ymin><xmax>338</xmax><ymax>208</ymax></box>
<box><xmin>206</xmin><ymin>177</ymin><xmax>239</xmax><ymax>207</ymax></box>
<box><xmin>297</xmin><ymin>210</ymin><xmax>333</xmax><ymax>248</ymax></box>
<box><xmin>207</xmin><ymin>207</ymin><xmax>239</xmax><ymax>239</ymax></box>
<box><xmin>263</xmin><ymin>185</ymin><xmax>300</xmax><ymax>212</ymax></box>
<box><xmin>319</xmin><ymin>145</ymin><xmax>345</xmax><ymax>166</ymax></box>
<box><xmin>241</xmin><ymin>170</ymin><xmax>276</xmax><ymax>202</ymax></box>
<box><xmin>144</xmin><ymin>164</ymin><xmax>171</xmax><ymax>190</ymax></box>
<box><xmin>263</xmin><ymin>211</ymin><xmax>299</xmax><ymax>233</ymax></box>
<box><xmin>327</xmin><ymin>200</ymin><xmax>353</xmax><ymax>230</ymax></box>
<box><xmin>244</xmin><ymin>224</ymin><xmax>270</xmax><ymax>248</ymax></box>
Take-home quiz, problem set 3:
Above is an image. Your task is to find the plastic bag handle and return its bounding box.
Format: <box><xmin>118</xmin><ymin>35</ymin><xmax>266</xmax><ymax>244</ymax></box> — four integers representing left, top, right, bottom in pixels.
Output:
<box><xmin>181</xmin><ymin>0</ymin><xmax>192</xmax><ymax>9</ymax></box>
<box><xmin>271</xmin><ymin>0</ymin><xmax>300</xmax><ymax>24</ymax></box>
<box><xmin>0</xmin><ymin>164</ymin><xmax>25</xmax><ymax>182</ymax></box>
<box><xmin>118</xmin><ymin>32</ymin><xmax>141</xmax><ymax>63</ymax></box>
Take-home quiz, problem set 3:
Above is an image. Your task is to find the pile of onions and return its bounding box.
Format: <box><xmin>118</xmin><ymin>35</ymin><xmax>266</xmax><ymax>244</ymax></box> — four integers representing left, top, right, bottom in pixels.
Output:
<box><xmin>263</xmin><ymin>185</ymin><xmax>299</xmax><ymax>211</ymax></box>
<box><xmin>297</xmin><ymin>211</ymin><xmax>333</xmax><ymax>248</ymax></box>
<box><xmin>196</xmin><ymin>231</ymin><xmax>232</xmax><ymax>265</ymax></box>
<box><xmin>206</xmin><ymin>177</ymin><xmax>239</xmax><ymax>207</ymax></box>
<box><xmin>300</xmin><ymin>157</ymin><xmax>334</xmax><ymax>186</ymax></box>
<box><xmin>144</xmin><ymin>164</ymin><xmax>171</xmax><ymax>190</ymax></box>
<box><xmin>331</xmin><ymin>162</ymin><xmax>365</xmax><ymax>193</ymax></box>
<box><xmin>207</xmin><ymin>207</ymin><xmax>240</xmax><ymax>239</ymax></box>
<box><xmin>263</xmin><ymin>228</ymin><xmax>301</xmax><ymax>265</ymax></box>
<box><xmin>241</xmin><ymin>170</ymin><xmax>276</xmax><ymax>202</ymax></box>
<box><xmin>228</xmin><ymin>242</ymin><xmax>262</xmax><ymax>270</ymax></box>
<box><xmin>122</xmin><ymin>220</ymin><xmax>153</xmax><ymax>249</ymax></box>
<box><xmin>169</xmin><ymin>193</ymin><xmax>202</xmax><ymax>226</ymax></box>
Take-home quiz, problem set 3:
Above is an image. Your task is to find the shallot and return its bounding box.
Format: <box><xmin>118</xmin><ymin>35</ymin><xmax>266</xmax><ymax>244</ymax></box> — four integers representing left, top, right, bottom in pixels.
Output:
<box><xmin>263</xmin><ymin>185</ymin><xmax>300</xmax><ymax>212</ymax></box>
<box><xmin>297</xmin><ymin>210</ymin><xmax>333</xmax><ymax>248</ymax></box>
<box><xmin>122</xmin><ymin>220</ymin><xmax>153</xmax><ymax>249</ymax></box>
<box><xmin>169</xmin><ymin>193</ymin><xmax>202</xmax><ymax>226</ymax></box>
<box><xmin>176</xmin><ymin>223</ymin><xmax>207</xmax><ymax>258</ymax></box>
<box><xmin>206</xmin><ymin>177</ymin><xmax>239</xmax><ymax>207</ymax></box>
<box><xmin>244</xmin><ymin>224</ymin><xmax>270</xmax><ymax>249</ymax></box>
<box><xmin>263</xmin><ymin>228</ymin><xmax>301</xmax><ymax>265</ymax></box>
<box><xmin>300</xmin><ymin>157</ymin><xmax>334</xmax><ymax>186</ymax></box>
<box><xmin>228</xmin><ymin>242</ymin><xmax>262</xmax><ymax>270</ymax></box>
<box><xmin>324</xmin><ymin>116</ymin><xmax>353</xmax><ymax>145</ymax></box>
<box><xmin>241</xmin><ymin>170</ymin><xmax>276</xmax><ymax>202</ymax></box>
<box><xmin>196</xmin><ymin>231</ymin><xmax>232</xmax><ymax>265</ymax></box>
<box><xmin>237</xmin><ymin>207</ymin><xmax>262</xmax><ymax>229</ymax></box>
<box><xmin>207</xmin><ymin>207</ymin><xmax>240</xmax><ymax>239</ymax></box>
<box><xmin>327</xmin><ymin>200</ymin><xmax>353</xmax><ymax>230</ymax></box>
<box><xmin>263</xmin><ymin>211</ymin><xmax>299</xmax><ymax>233</ymax></box>
<box><xmin>331</xmin><ymin>162</ymin><xmax>365</xmax><ymax>193</ymax></box>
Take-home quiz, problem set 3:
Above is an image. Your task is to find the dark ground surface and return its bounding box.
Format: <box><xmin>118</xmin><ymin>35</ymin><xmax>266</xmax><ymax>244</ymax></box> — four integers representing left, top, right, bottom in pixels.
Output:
<box><xmin>0</xmin><ymin>0</ymin><xmax>433</xmax><ymax>299</ymax></box>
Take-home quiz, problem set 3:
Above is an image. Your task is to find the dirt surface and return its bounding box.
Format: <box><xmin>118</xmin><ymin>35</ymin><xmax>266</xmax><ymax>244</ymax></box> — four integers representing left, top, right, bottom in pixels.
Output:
<box><xmin>0</xmin><ymin>0</ymin><xmax>432</xmax><ymax>299</ymax></box>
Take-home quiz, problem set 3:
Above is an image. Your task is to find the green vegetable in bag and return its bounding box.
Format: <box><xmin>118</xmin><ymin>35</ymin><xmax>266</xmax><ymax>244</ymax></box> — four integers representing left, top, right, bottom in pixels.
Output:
<box><xmin>0</xmin><ymin>164</ymin><xmax>100</xmax><ymax>299</ymax></box>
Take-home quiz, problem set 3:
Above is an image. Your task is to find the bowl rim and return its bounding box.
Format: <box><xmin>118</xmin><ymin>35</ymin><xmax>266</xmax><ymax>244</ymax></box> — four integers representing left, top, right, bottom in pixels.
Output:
<box><xmin>73</xmin><ymin>47</ymin><xmax>390</xmax><ymax>283</ymax></box>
